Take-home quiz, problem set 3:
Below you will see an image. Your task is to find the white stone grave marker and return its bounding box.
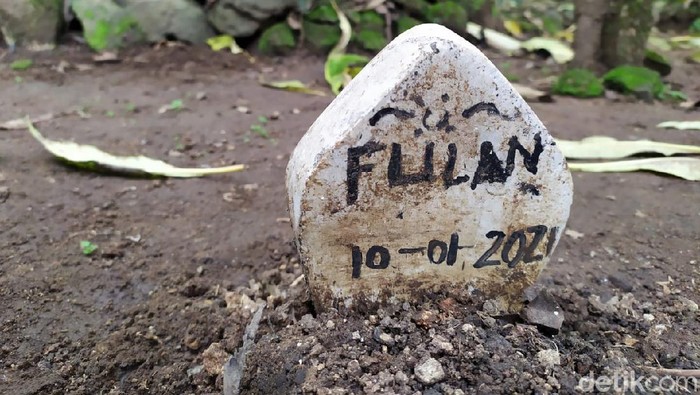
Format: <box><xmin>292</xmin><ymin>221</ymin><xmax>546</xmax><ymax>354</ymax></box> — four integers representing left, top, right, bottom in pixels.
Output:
<box><xmin>286</xmin><ymin>24</ymin><xmax>573</xmax><ymax>313</ymax></box>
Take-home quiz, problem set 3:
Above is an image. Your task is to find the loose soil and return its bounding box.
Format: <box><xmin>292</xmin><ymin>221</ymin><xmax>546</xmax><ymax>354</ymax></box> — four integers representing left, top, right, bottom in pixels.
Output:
<box><xmin>0</xmin><ymin>43</ymin><xmax>698</xmax><ymax>395</ymax></box>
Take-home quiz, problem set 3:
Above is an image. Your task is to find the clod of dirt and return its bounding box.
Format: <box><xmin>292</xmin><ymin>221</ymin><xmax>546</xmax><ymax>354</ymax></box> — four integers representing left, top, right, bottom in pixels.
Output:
<box><xmin>202</xmin><ymin>342</ymin><xmax>230</xmax><ymax>376</ymax></box>
<box><xmin>414</xmin><ymin>357</ymin><xmax>446</xmax><ymax>385</ymax></box>
<box><xmin>537</xmin><ymin>349</ymin><xmax>561</xmax><ymax>368</ymax></box>
<box><xmin>0</xmin><ymin>186</ymin><xmax>9</xmax><ymax>203</ymax></box>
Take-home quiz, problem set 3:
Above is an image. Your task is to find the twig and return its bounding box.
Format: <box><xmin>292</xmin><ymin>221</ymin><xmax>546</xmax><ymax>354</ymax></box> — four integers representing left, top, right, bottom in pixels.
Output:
<box><xmin>639</xmin><ymin>366</ymin><xmax>700</xmax><ymax>378</ymax></box>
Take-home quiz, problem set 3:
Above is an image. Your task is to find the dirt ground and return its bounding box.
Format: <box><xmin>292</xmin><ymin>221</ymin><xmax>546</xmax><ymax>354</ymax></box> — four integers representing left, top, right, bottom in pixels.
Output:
<box><xmin>0</xmin><ymin>43</ymin><xmax>698</xmax><ymax>395</ymax></box>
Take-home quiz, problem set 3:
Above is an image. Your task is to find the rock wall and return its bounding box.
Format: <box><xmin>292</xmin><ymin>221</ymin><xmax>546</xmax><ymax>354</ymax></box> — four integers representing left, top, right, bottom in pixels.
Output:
<box><xmin>0</xmin><ymin>0</ymin><xmax>478</xmax><ymax>53</ymax></box>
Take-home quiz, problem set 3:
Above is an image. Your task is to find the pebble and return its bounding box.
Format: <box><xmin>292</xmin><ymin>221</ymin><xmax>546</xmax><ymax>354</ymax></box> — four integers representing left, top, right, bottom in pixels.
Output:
<box><xmin>536</xmin><ymin>349</ymin><xmax>560</xmax><ymax>368</ymax></box>
<box><xmin>373</xmin><ymin>328</ymin><xmax>395</xmax><ymax>347</ymax></box>
<box><xmin>461</xmin><ymin>323</ymin><xmax>475</xmax><ymax>334</ymax></box>
<box><xmin>431</xmin><ymin>335</ymin><xmax>454</xmax><ymax>353</ymax></box>
<box><xmin>414</xmin><ymin>357</ymin><xmax>445</xmax><ymax>385</ymax></box>
<box><xmin>395</xmin><ymin>371</ymin><xmax>409</xmax><ymax>385</ymax></box>
<box><xmin>201</xmin><ymin>342</ymin><xmax>229</xmax><ymax>375</ymax></box>
<box><xmin>347</xmin><ymin>359</ymin><xmax>362</xmax><ymax>376</ymax></box>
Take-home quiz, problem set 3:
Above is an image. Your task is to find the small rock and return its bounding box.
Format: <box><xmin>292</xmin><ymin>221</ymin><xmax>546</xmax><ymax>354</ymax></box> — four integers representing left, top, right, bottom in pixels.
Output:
<box><xmin>351</xmin><ymin>331</ymin><xmax>362</xmax><ymax>341</ymax></box>
<box><xmin>430</xmin><ymin>335</ymin><xmax>454</xmax><ymax>353</ymax></box>
<box><xmin>413</xmin><ymin>309</ymin><xmax>438</xmax><ymax>328</ymax></box>
<box><xmin>395</xmin><ymin>371</ymin><xmax>409</xmax><ymax>385</ymax></box>
<box><xmin>126</xmin><ymin>0</ymin><xmax>215</xmax><ymax>44</ymax></box>
<box><xmin>326</xmin><ymin>320</ymin><xmax>335</xmax><ymax>329</ymax></box>
<box><xmin>536</xmin><ymin>349</ymin><xmax>560</xmax><ymax>368</ymax></box>
<box><xmin>207</xmin><ymin>0</ymin><xmax>297</xmax><ymax>37</ymax></box>
<box><xmin>414</xmin><ymin>358</ymin><xmax>445</xmax><ymax>385</ymax></box>
<box><xmin>523</xmin><ymin>291</ymin><xmax>565</xmax><ymax>332</ymax></box>
<box><xmin>0</xmin><ymin>186</ymin><xmax>9</xmax><ymax>203</ymax></box>
<box><xmin>201</xmin><ymin>342</ymin><xmax>229</xmax><ymax>375</ymax></box>
<box><xmin>643</xmin><ymin>313</ymin><xmax>655</xmax><ymax>322</ymax></box>
<box><xmin>373</xmin><ymin>328</ymin><xmax>395</xmax><ymax>347</ymax></box>
<box><xmin>347</xmin><ymin>359</ymin><xmax>362</xmax><ymax>376</ymax></box>
<box><xmin>461</xmin><ymin>323</ymin><xmax>475</xmax><ymax>335</ymax></box>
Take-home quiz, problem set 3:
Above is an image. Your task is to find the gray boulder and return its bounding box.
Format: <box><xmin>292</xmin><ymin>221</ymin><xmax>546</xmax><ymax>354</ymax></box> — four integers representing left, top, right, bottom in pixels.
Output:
<box><xmin>0</xmin><ymin>0</ymin><xmax>63</xmax><ymax>50</ymax></box>
<box><xmin>124</xmin><ymin>0</ymin><xmax>215</xmax><ymax>44</ymax></box>
<box><xmin>71</xmin><ymin>0</ymin><xmax>144</xmax><ymax>51</ymax></box>
<box><xmin>207</xmin><ymin>0</ymin><xmax>297</xmax><ymax>37</ymax></box>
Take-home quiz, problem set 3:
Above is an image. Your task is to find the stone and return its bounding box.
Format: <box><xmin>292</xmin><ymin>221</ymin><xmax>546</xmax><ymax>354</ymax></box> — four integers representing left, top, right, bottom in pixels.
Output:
<box><xmin>258</xmin><ymin>22</ymin><xmax>296</xmax><ymax>55</ymax></box>
<box><xmin>414</xmin><ymin>357</ymin><xmax>445</xmax><ymax>384</ymax></box>
<box><xmin>207</xmin><ymin>0</ymin><xmax>296</xmax><ymax>38</ymax></box>
<box><xmin>536</xmin><ymin>349</ymin><xmax>561</xmax><ymax>368</ymax></box>
<box><xmin>523</xmin><ymin>290</ymin><xmax>565</xmax><ymax>331</ymax></box>
<box><xmin>124</xmin><ymin>0</ymin><xmax>215</xmax><ymax>44</ymax></box>
<box><xmin>286</xmin><ymin>24</ymin><xmax>573</xmax><ymax>312</ymax></box>
<box><xmin>201</xmin><ymin>342</ymin><xmax>230</xmax><ymax>375</ymax></box>
<box><xmin>71</xmin><ymin>0</ymin><xmax>144</xmax><ymax>51</ymax></box>
<box><xmin>0</xmin><ymin>0</ymin><xmax>63</xmax><ymax>50</ymax></box>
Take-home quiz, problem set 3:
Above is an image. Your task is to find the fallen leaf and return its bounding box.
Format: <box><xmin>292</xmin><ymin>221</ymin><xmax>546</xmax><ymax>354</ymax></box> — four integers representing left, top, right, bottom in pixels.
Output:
<box><xmin>206</xmin><ymin>35</ymin><xmax>243</xmax><ymax>54</ymax></box>
<box><xmin>568</xmin><ymin>157</ymin><xmax>700</xmax><ymax>181</ymax></box>
<box><xmin>1</xmin><ymin>112</ymin><xmax>59</xmax><ymax>130</ymax></box>
<box><xmin>466</xmin><ymin>22</ymin><xmax>522</xmax><ymax>55</ymax></box>
<box><xmin>503</xmin><ymin>20</ymin><xmax>523</xmax><ymax>38</ymax></box>
<box><xmin>512</xmin><ymin>83</ymin><xmax>553</xmax><ymax>102</ymax></box>
<box><xmin>521</xmin><ymin>37</ymin><xmax>574</xmax><ymax>64</ymax></box>
<box><xmin>10</xmin><ymin>59</ymin><xmax>33</xmax><ymax>70</ymax></box>
<box><xmin>92</xmin><ymin>52</ymin><xmax>120</xmax><ymax>63</ymax></box>
<box><xmin>330</xmin><ymin>0</ymin><xmax>351</xmax><ymax>56</ymax></box>
<box><xmin>25</xmin><ymin>120</ymin><xmax>245</xmax><ymax>178</ymax></box>
<box><xmin>564</xmin><ymin>229</ymin><xmax>585</xmax><ymax>240</ymax></box>
<box><xmin>557</xmin><ymin>136</ymin><xmax>700</xmax><ymax>159</ymax></box>
<box><xmin>656</xmin><ymin>121</ymin><xmax>700</xmax><ymax>131</ymax></box>
<box><xmin>259</xmin><ymin>79</ymin><xmax>326</xmax><ymax>96</ymax></box>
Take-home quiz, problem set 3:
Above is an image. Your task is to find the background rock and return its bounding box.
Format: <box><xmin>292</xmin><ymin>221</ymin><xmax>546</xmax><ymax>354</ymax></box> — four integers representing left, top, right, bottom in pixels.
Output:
<box><xmin>71</xmin><ymin>0</ymin><xmax>144</xmax><ymax>51</ymax></box>
<box><xmin>0</xmin><ymin>0</ymin><xmax>63</xmax><ymax>50</ymax></box>
<box><xmin>124</xmin><ymin>0</ymin><xmax>215</xmax><ymax>44</ymax></box>
<box><xmin>208</xmin><ymin>0</ymin><xmax>297</xmax><ymax>37</ymax></box>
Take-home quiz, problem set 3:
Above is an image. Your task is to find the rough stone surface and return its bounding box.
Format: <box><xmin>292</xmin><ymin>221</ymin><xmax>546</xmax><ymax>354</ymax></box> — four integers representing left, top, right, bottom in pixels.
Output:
<box><xmin>207</xmin><ymin>0</ymin><xmax>296</xmax><ymax>37</ymax></box>
<box><xmin>414</xmin><ymin>357</ymin><xmax>445</xmax><ymax>384</ymax></box>
<box><xmin>286</xmin><ymin>24</ymin><xmax>573</xmax><ymax>312</ymax></box>
<box><xmin>125</xmin><ymin>0</ymin><xmax>215</xmax><ymax>44</ymax></box>
<box><xmin>71</xmin><ymin>0</ymin><xmax>144</xmax><ymax>51</ymax></box>
<box><xmin>0</xmin><ymin>0</ymin><xmax>63</xmax><ymax>49</ymax></box>
<box><xmin>536</xmin><ymin>349</ymin><xmax>561</xmax><ymax>368</ymax></box>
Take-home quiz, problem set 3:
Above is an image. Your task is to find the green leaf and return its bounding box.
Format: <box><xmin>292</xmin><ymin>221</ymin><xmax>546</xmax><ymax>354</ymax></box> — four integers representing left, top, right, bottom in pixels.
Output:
<box><xmin>25</xmin><ymin>119</ymin><xmax>246</xmax><ymax>177</ymax></box>
<box><xmin>10</xmin><ymin>59</ymin><xmax>33</xmax><ymax>71</ymax></box>
<box><xmin>557</xmin><ymin>136</ymin><xmax>700</xmax><ymax>159</ymax></box>
<box><xmin>552</xmin><ymin>69</ymin><xmax>604</xmax><ymax>98</ymax></box>
<box><xmin>206</xmin><ymin>35</ymin><xmax>243</xmax><ymax>54</ymax></box>
<box><xmin>324</xmin><ymin>53</ymin><xmax>369</xmax><ymax>95</ymax></box>
<box><xmin>259</xmin><ymin>80</ymin><xmax>326</xmax><ymax>96</ymax></box>
<box><xmin>602</xmin><ymin>66</ymin><xmax>665</xmax><ymax>98</ymax></box>
<box><xmin>80</xmin><ymin>240</ymin><xmax>98</xmax><ymax>255</ymax></box>
<box><xmin>568</xmin><ymin>157</ymin><xmax>700</xmax><ymax>181</ymax></box>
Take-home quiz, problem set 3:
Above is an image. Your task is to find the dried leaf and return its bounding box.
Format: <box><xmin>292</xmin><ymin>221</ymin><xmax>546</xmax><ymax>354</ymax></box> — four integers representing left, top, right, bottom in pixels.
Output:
<box><xmin>557</xmin><ymin>136</ymin><xmax>700</xmax><ymax>159</ymax></box>
<box><xmin>512</xmin><ymin>83</ymin><xmax>553</xmax><ymax>102</ymax></box>
<box><xmin>568</xmin><ymin>158</ymin><xmax>700</xmax><ymax>181</ymax></box>
<box><xmin>329</xmin><ymin>0</ymin><xmax>351</xmax><ymax>56</ymax></box>
<box><xmin>657</xmin><ymin>121</ymin><xmax>700</xmax><ymax>131</ymax></box>
<box><xmin>1</xmin><ymin>112</ymin><xmax>58</xmax><ymax>130</ymax></box>
<box><xmin>25</xmin><ymin>120</ymin><xmax>245</xmax><ymax>178</ymax></box>
<box><xmin>259</xmin><ymin>80</ymin><xmax>326</xmax><ymax>96</ymax></box>
<box><xmin>521</xmin><ymin>37</ymin><xmax>574</xmax><ymax>64</ymax></box>
<box><xmin>466</xmin><ymin>22</ymin><xmax>522</xmax><ymax>55</ymax></box>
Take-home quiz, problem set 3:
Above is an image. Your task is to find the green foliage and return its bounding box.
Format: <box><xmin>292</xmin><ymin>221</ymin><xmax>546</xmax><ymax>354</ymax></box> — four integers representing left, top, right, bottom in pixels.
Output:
<box><xmin>354</xmin><ymin>30</ymin><xmax>386</xmax><ymax>51</ymax></box>
<box><xmin>303</xmin><ymin>22</ymin><xmax>340</xmax><ymax>50</ymax></box>
<box><xmin>425</xmin><ymin>1</ymin><xmax>468</xmax><ymax>28</ymax></box>
<box><xmin>348</xmin><ymin>11</ymin><xmax>386</xmax><ymax>51</ymax></box>
<box><xmin>553</xmin><ymin>69</ymin><xmax>604</xmax><ymax>98</ymax></box>
<box><xmin>644</xmin><ymin>49</ymin><xmax>672</xmax><ymax>76</ymax></box>
<box><xmin>258</xmin><ymin>23</ymin><xmax>296</xmax><ymax>55</ymax></box>
<box><xmin>10</xmin><ymin>59</ymin><xmax>33</xmax><ymax>70</ymax></box>
<box><xmin>306</xmin><ymin>4</ymin><xmax>338</xmax><ymax>23</ymax></box>
<box><xmin>397</xmin><ymin>16</ymin><xmax>421</xmax><ymax>34</ymax></box>
<box><xmin>324</xmin><ymin>53</ymin><xmax>369</xmax><ymax>94</ymax></box>
<box><xmin>80</xmin><ymin>241</ymin><xmax>98</xmax><ymax>255</ymax></box>
<box><xmin>691</xmin><ymin>18</ymin><xmax>700</xmax><ymax>33</ymax></box>
<box><xmin>602</xmin><ymin>66</ymin><xmax>665</xmax><ymax>98</ymax></box>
